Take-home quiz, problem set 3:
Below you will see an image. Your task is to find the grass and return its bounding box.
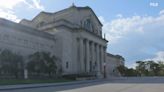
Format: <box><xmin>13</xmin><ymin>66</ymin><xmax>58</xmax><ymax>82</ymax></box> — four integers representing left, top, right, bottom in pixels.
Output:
<box><xmin>0</xmin><ymin>79</ymin><xmax>74</xmax><ymax>85</ymax></box>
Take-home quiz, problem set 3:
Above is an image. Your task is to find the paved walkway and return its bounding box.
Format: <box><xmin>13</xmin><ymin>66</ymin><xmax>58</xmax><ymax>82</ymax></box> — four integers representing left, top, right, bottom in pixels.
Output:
<box><xmin>0</xmin><ymin>79</ymin><xmax>108</xmax><ymax>91</ymax></box>
<box><xmin>1</xmin><ymin>77</ymin><xmax>164</xmax><ymax>92</ymax></box>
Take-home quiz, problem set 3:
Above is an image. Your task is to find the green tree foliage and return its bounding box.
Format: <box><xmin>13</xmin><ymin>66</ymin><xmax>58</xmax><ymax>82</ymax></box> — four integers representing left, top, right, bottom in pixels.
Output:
<box><xmin>136</xmin><ymin>61</ymin><xmax>148</xmax><ymax>76</ymax></box>
<box><xmin>117</xmin><ymin>65</ymin><xmax>127</xmax><ymax>76</ymax></box>
<box><xmin>146</xmin><ymin>61</ymin><xmax>161</xmax><ymax>76</ymax></box>
<box><xmin>117</xmin><ymin>65</ymin><xmax>139</xmax><ymax>76</ymax></box>
<box><xmin>0</xmin><ymin>49</ymin><xmax>24</xmax><ymax>79</ymax></box>
<box><xmin>136</xmin><ymin>61</ymin><xmax>164</xmax><ymax>76</ymax></box>
<box><xmin>27</xmin><ymin>52</ymin><xmax>58</xmax><ymax>78</ymax></box>
<box><xmin>125</xmin><ymin>68</ymin><xmax>139</xmax><ymax>76</ymax></box>
<box><xmin>135</xmin><ymin>61</ymin><xmax>164</xmax><ymax>76</ymax></box>
<box><xmin>117</xmin><ymin>60</ymin><xmax>164</xmax><ymax>77</ymax></box>
<box><xmin>158</xmin><ymin>62</ymin><xmax>164</xmax><ymax>76</ymax></box>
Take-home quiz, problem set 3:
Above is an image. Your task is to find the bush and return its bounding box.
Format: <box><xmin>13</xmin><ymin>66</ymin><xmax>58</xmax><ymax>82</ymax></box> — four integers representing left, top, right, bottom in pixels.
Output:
<box><xmin>27</xmin><ymin>52</ymin><xmax>60</xmax><ymax>79</ymax></box>
<box><xmin>0</xmin><ymin>49</ymin><xmax>24</xmax><ymax>79</ymax></box>
<box><xmin>62</xmin><ymin>73</ymin><xmax>95</xmax><ymax>80</ymax></box>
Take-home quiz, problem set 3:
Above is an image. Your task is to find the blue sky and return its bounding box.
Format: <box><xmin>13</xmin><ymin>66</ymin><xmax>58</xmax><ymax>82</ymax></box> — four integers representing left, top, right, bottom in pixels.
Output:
<box><xmin>0</xmin><ymin>0</ymin><xmax>164</xmax><ymax>68</ymax></box>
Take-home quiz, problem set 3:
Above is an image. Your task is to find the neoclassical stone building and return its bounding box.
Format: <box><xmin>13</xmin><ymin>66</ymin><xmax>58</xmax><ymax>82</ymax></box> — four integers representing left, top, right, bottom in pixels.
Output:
<box><xmin>106</xmin><ymin>53</ymin><xmax>125</xmax><ymax>77</ymax></box>
<box><xmin>0</xmin><ymin>5</ymin><xmax>108</xmax><ymax>78</ymax></box>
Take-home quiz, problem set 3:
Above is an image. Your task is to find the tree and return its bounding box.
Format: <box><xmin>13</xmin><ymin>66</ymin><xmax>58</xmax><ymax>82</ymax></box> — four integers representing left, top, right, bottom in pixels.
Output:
<box><xmin>117</xmin><ymin>65</ymin><xmax>127</xmax><ymax>76</ymax></box>
<box><xmin>136</xmin><ymin>61</ymin><xmax>148</xmax><ymax>76</ymax></box>
<box><xmin>42</xmin><ymin>52</ymin><xmax>58</xmax><ymax>77</ymax></box>
<box><xmin>135</xmin><ymin>60</ymin><xmax>164</xmax><ymax>76</ymax></box>
<box><xmin>118</xmin><ymin>60</ymin><xmax>164</xmax><ymax>77</ymax></box>
<box><xmin>27</xmin><ymin>52</ymin><xmax>58</xmax><ymax>78</ymax></box>
<box><xmin>146</xmin><ymin>61</ymin><xmax>160</xmax><ymax>76</ymax></box>
<box><xmin>117</xmin><ymin>65</ymin><xmax>139</xmax><ymax>76</ymax></box>
<box><xmin>126</xmin><ymin>68</ymin><xmax>139</xmax><ymax>76</ymax></box>
<box><xmin>0</xmin><ymin>49</ymin><xmax>24</xmax><ymax>79</ymax></box>
<box><xmin>158</xmin><ymin>61</ymin><xmax>164</xmax><ymax>76</ymax></box>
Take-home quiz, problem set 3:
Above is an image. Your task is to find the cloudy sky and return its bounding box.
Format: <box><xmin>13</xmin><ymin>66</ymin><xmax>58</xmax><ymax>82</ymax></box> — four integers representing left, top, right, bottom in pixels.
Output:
<box><xmin>0</xmin><ymin>0</ymin><xmax>164</xmax><ymax>67</ymax></box>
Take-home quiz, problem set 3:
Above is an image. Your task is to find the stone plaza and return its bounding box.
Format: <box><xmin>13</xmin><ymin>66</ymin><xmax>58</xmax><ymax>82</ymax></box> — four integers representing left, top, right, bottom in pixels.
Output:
<box><xmin>1</xmin><ymin>77</ymin><xmax>164</xmax><ymax>92</ymax></box>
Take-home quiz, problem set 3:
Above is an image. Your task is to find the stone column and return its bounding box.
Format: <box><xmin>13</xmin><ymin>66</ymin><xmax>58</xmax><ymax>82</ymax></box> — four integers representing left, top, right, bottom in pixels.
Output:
<box><xmin>103</xmin><ymin>46</ymin><xmax>107</xmax><ymax>78</ymax></box>
<box><xmin>91</xmin><ymin>42</ymin><xmax>95</xmax><ymax>72</ymax></box>
<box><xmin>100</xmin><ymin>46</ymin><xmax>104</xmax><ymax>73</ymax></box>
<box><xmin>104</xmin><ymin>46</ymin><xmax>107</xmax><ymax>64</ymax></box>
<box><xmin>96</xmin><ymin>44</ymin><xmax>101</xmax><ymax>77</ymax></box>
<box><xmin>86</xmin><ymin>39</ymin><xmax>90</xmax><ymax>72</ymax></box>
<box><xmin>79</xmin><ymin>38</ymin><xmax>84</xmax><ymax>73</ymax></box>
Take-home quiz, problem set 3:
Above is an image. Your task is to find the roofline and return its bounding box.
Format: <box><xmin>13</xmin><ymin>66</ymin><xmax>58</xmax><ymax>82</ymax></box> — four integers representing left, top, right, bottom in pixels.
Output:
<box><xmin>106</xmin><ymin>53</ymin><xmax>125</xmax><ymax>61</ymax></box>
<box><xmin>29</xmin><ymin>6</ymin><xmax>103</xmax><ymax>26</ymax></box>
<box><xmin>77</xmin><ymin>6</ymin><xmax>103</xmax><ymax>26</ymax></box>
<box><xmin>32</xmin><ymin>11</ymin><xmax>53</xmax><ymax>22</ymax></box>
<box><xmin>0</xmin><ymin>18</ymin><xmax>55</xmax><ymax>41</ymax></box>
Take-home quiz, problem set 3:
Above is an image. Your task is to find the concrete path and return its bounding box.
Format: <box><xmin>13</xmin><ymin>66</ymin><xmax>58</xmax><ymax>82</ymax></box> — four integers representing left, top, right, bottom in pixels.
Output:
<box><xmin>0</xmin><ymin>79</ymin><xmax>106</xmax><ymax>91</ymax></box>
<box><xmin>1</xmin><ymin>77</ymin><xmax>164</xmax><ymax>92</ymax></box>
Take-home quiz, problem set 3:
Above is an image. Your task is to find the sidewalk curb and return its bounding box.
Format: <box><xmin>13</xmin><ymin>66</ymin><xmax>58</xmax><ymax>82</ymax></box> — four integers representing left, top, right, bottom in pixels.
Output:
<box><xmin>0</xmin><ymin>79</ymin><xmax>107</xmax><ymax>91</ymax></box>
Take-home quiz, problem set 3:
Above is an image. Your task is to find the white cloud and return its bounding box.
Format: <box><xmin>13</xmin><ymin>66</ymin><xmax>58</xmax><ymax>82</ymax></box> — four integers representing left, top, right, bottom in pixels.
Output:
<box><xmin>0</xmin><ymin>0</ymin><xmax>44</xmax><ymax>10</ymax></box>
<box><xmin>99</xmin><ymin>16</ymin><xmax>122</xmax><ymax>44</ymax></box>
<box><xmin>99</xmin><ymin>10</ymin><xmax>164</xmax><ymax>67</ymax></box>
<box><xmin>145</xmin><ymin>51</ymin><xmax>164</xmax><ymax>62</ymax></box>
<box><xmin>129</xmin><ymin>51</ymin><xmax>164</xmax><ymax>68</ymax></box>
<box><xmin>129</xmin><ymin>63</ymin><xmax>137</xmax><ymax>69</ymax></box>
<box><xmin>24</xmin><ymin>0</ymin><xmax>45</xmax><ymax>10</ymax></box>
<box><xmin>150</xmin><ymin>2</ymin><xmax>159</xmax><ymax>7</ymax></box>
<box><xmin>116</xmin><ymin>14</ymin><xmax>123</xmax><ymax>18</ymax></box>
<box><xmin>0</xmin><ymin>0</ymin><xmax>45</xmax><ymax>22</ymax></box>
<box><xmin>0</xmin><ymin>0</ymin><xmax>23</xmax><ymax>22</ymax></box>
<box><xmin>159</xmin><ymin>9</ymin><xmax>164</xmax><ymax>15</ymax></box>
<box><xmin>0</xmin><ymin>9</ymin><xmax>20</xmax><ymax>22</ymax></box>
<box><xmin>100</xmin><ymin>13</ymin><xmax>164</xmax><ymax>44</ymax></box>
<box><xmin>0</xmin><ymin>0</ymin><xmax>24</xmax><ymax>9</ymax></box>
<box><xmin>32</xmin><ymin>0</ymin><xmax>44</xmax><ymax>10</ymax></box>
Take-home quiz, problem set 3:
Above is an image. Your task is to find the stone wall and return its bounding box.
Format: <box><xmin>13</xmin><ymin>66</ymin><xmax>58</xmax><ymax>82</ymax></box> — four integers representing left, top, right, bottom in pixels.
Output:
<box><xmin>106</xmin><ymin>53</ymin><xmax>124</xmax><ymax>77</ymax></box>
<box><xmin>0</xmin><ymin>18</ymin><xmax>56</xmax><ymax>57</ymax></box>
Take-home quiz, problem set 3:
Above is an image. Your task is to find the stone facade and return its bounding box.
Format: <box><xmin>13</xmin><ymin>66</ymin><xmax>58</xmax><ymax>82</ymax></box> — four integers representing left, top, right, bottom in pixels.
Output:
<box><xmin>106</xmin><ymin>53</ymin><xmax>125</xmax><ymax>77</ymax></box>
<box><xmin>0</xmin><ymin>18</ymin><xmax>56</xmax><ymax>57</ymax></box>
<box><xmin>0</xmin><ymin>5</ymin><xmax>109</xmax><ymax>78</ymax></box>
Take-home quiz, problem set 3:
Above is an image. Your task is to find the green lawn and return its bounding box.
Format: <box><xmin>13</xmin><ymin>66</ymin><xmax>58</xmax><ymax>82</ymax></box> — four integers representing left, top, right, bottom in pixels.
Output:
<box><xmin>0</xmin><ymin>79</ymin><xmax>74</xmax><ymax>85</ymax></box>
